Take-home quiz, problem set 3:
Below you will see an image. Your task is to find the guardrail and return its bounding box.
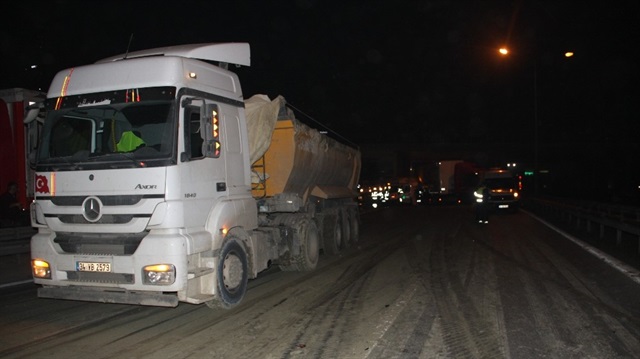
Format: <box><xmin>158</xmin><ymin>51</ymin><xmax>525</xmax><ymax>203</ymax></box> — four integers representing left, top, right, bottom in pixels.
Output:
<box><xmin>525</xmin><ymin>197</ymin><xmax>640</xmax><ymax>254</ymax></box>
<box><xmin>0</xmin><ymin>226</ymin><xmax>36</xmax><ymax>241</ymax></box>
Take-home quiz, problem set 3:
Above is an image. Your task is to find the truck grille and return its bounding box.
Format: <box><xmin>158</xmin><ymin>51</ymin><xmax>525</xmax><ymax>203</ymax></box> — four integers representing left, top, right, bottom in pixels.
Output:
<box><xmin>490</xmin><ymin>194</ymin><xmax>514</xmax><ymax>202</ymax></box>
<box><xmin>56</xmin><ymin>214</ymin><xmax>139</xmax><ymax>224</ymax></box>
<box><xmin>43</xmin><ymin>194</ymin><xmax>162</xmax><ymax>225</ymax></box>
<box><xmin>50</xmin><ymin>195</ymin><xmax>149</xmax><ymax>206</ymax></box>
<box><xmin>54</xmin><ymin>232</ymin><xmax>147</xmax><ymax>255</ymax></box>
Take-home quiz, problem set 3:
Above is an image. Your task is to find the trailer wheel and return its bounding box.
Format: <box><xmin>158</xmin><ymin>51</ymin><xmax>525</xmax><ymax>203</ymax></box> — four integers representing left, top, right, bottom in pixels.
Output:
<box><xmin>322</xmin><ymin>213</ymin><xmax>342</xmax><ymax>255</ymax></box>
<box><xmin>206</xmin><ymin>238</ymin><xmax>248</xmax><ymax>309</ymax></box>
<box><xmin>349</xmin><ymin>207</ymin><xmax>360</xmax><ymax>244</ymax></box>
<box><xmin>341</xmin><ymin>209</ymin><xmax>352</xmax><ymax>248</ymax></box>
<box><xmin>280</xmin><ymin>219</ymin><xmax>320</xmax><ymax>272</ymax></box>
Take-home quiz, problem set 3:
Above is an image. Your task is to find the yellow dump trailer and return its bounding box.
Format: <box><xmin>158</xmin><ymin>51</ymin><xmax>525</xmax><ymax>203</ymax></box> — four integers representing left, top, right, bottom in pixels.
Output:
<box><xmin>247</xmin><ymin>94</ymin><xmax>361</xmax><ymax>254</ymax></box>
<box><xmin>260</xmin><ymin>117</ymin><xmax>360</xmax><ymax>199</ymax></box>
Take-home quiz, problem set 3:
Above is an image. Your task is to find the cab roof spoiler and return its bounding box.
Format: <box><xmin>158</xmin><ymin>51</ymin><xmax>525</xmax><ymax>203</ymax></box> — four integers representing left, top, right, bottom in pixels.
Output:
<box><xmin>95</xmin><ymin>43</ymin><xmax>251</xmax><ymax>67</ymax></box>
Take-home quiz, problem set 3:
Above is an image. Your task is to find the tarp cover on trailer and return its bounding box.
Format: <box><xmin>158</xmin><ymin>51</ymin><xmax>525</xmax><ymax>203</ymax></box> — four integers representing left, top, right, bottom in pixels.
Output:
<box><xmin>245</xmin><ymin>94</ymin><xmax>283</xmax><ymax>165</ymax></box>
<box><xmin>246</xmin><ymin>94</ymin><xmax>361</xmax><ymax>200</ymax></box>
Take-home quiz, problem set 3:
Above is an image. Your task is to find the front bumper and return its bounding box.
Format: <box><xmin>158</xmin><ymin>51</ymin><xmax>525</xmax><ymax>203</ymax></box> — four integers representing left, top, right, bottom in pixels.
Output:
<box><xmin>31</xmin><ymin>230</ymin><xmax>189</xmax><ymax>297</ymax></box>
<box><xmin>38</xmin><ymin>285</ymin><xmax>179</xmax><ymax>307</ymax></box>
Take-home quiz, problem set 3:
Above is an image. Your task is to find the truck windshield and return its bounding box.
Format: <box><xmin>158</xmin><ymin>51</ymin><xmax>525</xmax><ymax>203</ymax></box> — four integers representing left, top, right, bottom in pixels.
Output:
<box><xmin>37</xmin><ymin>87</ymin><xmax>177</xmax><ymax>171</ymax></box>
<box><xmin>484</xmin><ymin>178</ymin><xmax>517</xmax><ymax>190</ymax></box>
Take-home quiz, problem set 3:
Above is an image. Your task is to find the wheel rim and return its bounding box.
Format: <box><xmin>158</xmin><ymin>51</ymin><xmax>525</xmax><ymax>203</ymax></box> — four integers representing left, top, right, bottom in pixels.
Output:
<box><xmin>222</xmin><ymin>251</ymin><xmax>243</xmax><ymax>293</ymax></box>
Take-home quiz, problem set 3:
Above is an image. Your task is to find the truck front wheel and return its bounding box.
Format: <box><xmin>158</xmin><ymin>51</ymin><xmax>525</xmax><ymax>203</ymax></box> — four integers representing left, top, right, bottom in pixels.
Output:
<box><xmin>206</xmin><ymin>238</ymin><xmax>248</xmax><ymax>309</ymax></box>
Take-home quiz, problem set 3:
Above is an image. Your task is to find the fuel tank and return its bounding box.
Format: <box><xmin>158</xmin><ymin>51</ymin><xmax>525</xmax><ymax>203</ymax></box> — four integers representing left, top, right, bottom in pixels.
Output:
<box><xmin>246</xmin><ymin>95</ymin><xmax>360</xmax><ymax>201</ymax></box>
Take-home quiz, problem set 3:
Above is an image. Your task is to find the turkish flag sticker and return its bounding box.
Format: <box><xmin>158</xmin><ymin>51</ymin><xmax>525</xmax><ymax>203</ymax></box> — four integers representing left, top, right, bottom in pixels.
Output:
<box><xmin>35</xmin><ymin>175</ymin><xmax>50</xmax><ymax>194</ymax></box>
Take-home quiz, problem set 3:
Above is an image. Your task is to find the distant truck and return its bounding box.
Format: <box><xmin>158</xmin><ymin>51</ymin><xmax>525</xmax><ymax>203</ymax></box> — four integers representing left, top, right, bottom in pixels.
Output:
<box><xmin>474</xmin><ymin>169</ymin><xmax>520</xmax><ymax>211</ymax></box>
<box><xmin>422</xmin><ymin>160</ymin><xmax>479</xmax><ymax>204</ymax></box>
<box><xmin>30</xmin><ymin>43</ymin><xmax>361</xmax><ymax>308</ymax></box>
<box><xmin>453</xmin><ymin>161</ymin><xmax>481</xmax><ymax>204</ymax></box>
<box><xmin>437</xmin><ymin>160</ymin><xmax>460</xmax><ymax>197</ymax></box>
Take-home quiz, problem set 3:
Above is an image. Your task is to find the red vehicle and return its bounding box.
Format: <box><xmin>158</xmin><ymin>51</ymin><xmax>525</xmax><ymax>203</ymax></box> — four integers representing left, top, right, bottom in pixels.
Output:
<box><xmin>0</xmin><ymin>88</ymin><xmax>45</xmax><ymax>213</ymax></box>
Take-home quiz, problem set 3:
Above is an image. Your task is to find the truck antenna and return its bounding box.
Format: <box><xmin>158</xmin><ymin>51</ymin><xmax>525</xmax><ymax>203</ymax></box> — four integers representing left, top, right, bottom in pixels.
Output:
<box><xmin>124</xmin><ymin>34</ymin><xmax>134</xmax><ymax>59</ymax></box>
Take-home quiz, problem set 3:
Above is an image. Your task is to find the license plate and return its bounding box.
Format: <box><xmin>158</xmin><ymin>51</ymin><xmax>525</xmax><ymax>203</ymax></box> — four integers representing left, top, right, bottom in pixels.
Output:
<box><xmin>77</xmin><ymin>262</ymin><xmax>112</xmax><ymax>272</ymax></box>
<box><xmin>498</xmin><ymin>204</ymin><xmax>509</xmax><ymax>208</ymax></box>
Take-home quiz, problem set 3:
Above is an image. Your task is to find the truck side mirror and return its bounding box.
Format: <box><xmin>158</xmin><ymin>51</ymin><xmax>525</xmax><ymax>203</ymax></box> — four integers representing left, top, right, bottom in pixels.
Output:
<box><xmin>200</xmin><ymin>104</ymin><xmax>221</xmax><ymax>158</ymax></box>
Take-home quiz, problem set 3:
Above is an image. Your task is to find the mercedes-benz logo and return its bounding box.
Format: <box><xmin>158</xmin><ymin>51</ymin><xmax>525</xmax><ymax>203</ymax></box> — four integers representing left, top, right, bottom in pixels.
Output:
<box><xmin>82</xmin><ymin>196</ymin><xmax>103</xmax><ymax>223</ymax></box>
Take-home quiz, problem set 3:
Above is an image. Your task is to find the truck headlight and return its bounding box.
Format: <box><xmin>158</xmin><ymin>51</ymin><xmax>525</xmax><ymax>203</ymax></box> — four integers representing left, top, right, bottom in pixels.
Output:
<box><xmin>143</xmin><ymin>264</ymin><xmax>175</xmax><ymax>285</ymax></box>
<box><xmin>32</xmin><ymin>259</ymin><xmax>51</xmax><ymax>279</ymax></box>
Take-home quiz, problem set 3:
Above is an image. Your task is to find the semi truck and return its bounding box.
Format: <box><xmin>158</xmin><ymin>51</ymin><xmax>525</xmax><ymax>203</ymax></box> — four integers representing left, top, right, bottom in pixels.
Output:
<box><xmin>422</xmin><ymin>160</ymin><xmax>477</xmax><ymax>204</ymax></box>
<box><xmin>30</xmin><ymin>43</ymin><xmax>361</xmax><ymax>308</ymax></box>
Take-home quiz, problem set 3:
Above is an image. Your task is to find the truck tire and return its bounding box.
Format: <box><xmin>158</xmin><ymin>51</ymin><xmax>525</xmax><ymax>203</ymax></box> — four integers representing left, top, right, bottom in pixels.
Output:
<box><xmin>322</xmin><ymin>213</ymin><xmax>342</xmax><ymax>255</ymax></box>
<box><xmin>341</xmin><ymin>209</ymin><xmax>352</xmax><ymax>248</ymax></box>
<box><xmin>280</xmin><ymin>218</ymin><xmax>320</xmax><ymax>272</ymax></box>
<box><xmin>349</xmin><ymin>207</ymin><xmax>360</xmax><ymax>243</ymax></box>
<box><xmin>206</xmin><ymin>238</ymin><xmax>248</xmax><ymax>309</ymax></box>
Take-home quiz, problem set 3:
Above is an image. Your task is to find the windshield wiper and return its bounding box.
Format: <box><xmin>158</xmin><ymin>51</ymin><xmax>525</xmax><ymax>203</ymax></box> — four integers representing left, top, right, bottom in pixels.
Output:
<box><xmin>108</xmin><ymin>152</ymin><xmax>145</xmax><ymax>168</ymax></box>
<box><xmin>79</xmin><ymin>151</ymin><xmax>146</xmax><ymax>168</ymax></box>
<box><xmin>43</xmin><ymin>156</ymin><xmax>82</xmax><ymax>171</ymax></box>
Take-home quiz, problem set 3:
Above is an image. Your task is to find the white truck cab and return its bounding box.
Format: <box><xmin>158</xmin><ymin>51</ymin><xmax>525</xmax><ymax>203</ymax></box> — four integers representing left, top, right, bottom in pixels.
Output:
<box><xmin>475</xmin><ymin>169</ymin><xmax>520</xmax><ymax>211</ymax></box>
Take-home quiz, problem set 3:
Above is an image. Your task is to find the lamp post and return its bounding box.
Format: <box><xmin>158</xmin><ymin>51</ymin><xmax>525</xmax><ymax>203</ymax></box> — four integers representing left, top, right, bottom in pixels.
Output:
<box><xmin>498</xmin><ymin>47</ymin><xmax>538</xmax><ymax>194</ymax></box>
<box><xmin>533</xmin><ymin>60</ymin><xmax>539</xmax><ymax>196</ymax></box>
<box><xmin>497</xmin><ymin>47</ymin><xmax>573</xmax><ymax>196</ymax></box>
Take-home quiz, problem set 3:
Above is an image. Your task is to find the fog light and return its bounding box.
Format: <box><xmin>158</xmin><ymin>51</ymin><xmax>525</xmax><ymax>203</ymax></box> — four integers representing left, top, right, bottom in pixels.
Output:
<box><xmin>32</xmin><ymin>259</ymin><xmax>51</xmax><ymax>279</ymax></box>
<box><xmin>143</xmin><ymin>264</ymin><xmax>175</xmax><ymax>285</ymax></box>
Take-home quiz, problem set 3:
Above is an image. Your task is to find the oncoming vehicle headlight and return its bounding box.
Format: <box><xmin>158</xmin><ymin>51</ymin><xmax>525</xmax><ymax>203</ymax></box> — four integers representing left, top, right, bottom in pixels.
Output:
<box><xmin>473</xmin><ymin>190</ymin><xmax>484</xmax><ymax>203</ymax></box>
<box><xmin>143</xmin><ymin>264</ymin><xmax>176</xmax><ymax>285</ymax></box>
<box><xmin>32</xmin><ymin>259</ymin><xmax>51</xmax><ymax>279</ymax></box>
<box><xmin>513</xmin><ymin>192</ymin><xmax>519</xmax><ymax>198</ymax></box>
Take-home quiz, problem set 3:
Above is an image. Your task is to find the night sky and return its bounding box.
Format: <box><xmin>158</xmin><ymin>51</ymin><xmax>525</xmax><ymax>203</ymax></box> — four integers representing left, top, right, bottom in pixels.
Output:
<box><xmin>2</xmin><ymin>1</ymin><xmax>639</xmax><ymax>197</ymax></box>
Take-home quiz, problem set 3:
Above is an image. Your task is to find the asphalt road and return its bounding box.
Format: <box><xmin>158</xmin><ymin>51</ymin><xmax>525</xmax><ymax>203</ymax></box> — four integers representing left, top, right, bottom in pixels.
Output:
<box><xmin>1</xmin><ymin>205</ymin><xmax>639</xmax><ymax>358</ymax></box>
